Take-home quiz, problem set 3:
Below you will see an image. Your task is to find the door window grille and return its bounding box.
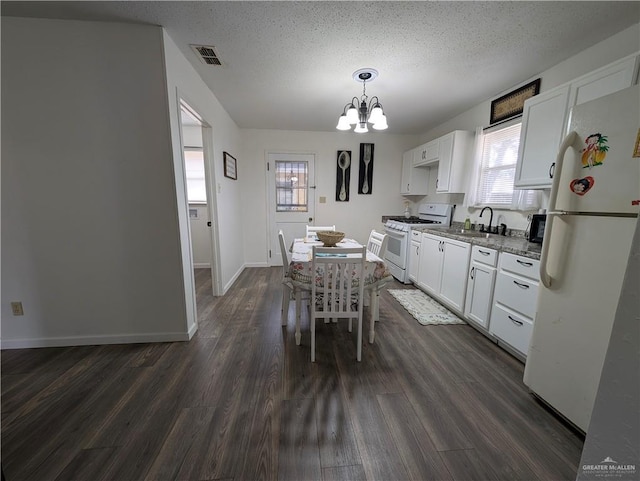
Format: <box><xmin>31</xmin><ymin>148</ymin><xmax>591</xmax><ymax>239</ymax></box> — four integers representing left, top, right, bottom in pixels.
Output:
<box><xmin>276</xmin><ymin>161</ymin><xmax>308</xmax><ymax>212</ymax></box>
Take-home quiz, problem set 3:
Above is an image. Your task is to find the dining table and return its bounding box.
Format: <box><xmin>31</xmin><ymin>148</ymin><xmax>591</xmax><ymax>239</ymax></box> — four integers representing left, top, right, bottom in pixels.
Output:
<box><xmin>288</xmin><ymin>236</ymin><xmax>393</xmax><ymax>344</ymax></box>
<box><xmin>290</xmin><ymin>237</ymin><xmax>390</xmax><ymax>284</ymax></box>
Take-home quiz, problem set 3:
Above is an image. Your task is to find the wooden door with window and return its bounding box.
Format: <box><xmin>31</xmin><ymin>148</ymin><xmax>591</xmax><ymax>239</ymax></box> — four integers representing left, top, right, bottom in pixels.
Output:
<box><xmin>267</xmin><ymin>152</ymin><xmax>315</xmax><ymax>266</ymax></box>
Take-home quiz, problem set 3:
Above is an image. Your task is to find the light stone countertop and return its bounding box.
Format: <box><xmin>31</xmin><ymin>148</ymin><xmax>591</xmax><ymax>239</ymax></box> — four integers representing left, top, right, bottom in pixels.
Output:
<box><xmin>415</xmin><ymin>226</ymin><xmax>542</xmax><ymax>260</ymax></box>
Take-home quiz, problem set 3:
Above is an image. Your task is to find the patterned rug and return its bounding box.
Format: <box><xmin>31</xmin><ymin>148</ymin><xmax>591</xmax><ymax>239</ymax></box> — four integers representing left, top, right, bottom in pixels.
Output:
<box><xmin>388</xmin><ymin>289</ymin><xmax>466</xmax><ymax>325</ymax></box>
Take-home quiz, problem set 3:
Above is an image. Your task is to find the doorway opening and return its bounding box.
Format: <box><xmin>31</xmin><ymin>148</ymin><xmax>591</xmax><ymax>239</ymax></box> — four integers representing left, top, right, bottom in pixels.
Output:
<box><xmin>179</xmin><ymin>100</ymin><xmax>221</xmax><ymax>302</ymax></box>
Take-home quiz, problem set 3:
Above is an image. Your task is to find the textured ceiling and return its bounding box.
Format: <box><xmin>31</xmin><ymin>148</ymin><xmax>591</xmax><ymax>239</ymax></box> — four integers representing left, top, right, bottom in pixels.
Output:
<box><xmin>3</xmin><ymin>1</ymin><xmax>639</xmax><ymax>134</ymax></box>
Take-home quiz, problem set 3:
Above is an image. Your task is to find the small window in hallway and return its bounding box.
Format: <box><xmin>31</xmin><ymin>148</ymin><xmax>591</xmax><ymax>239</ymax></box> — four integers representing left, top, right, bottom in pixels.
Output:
<box><xmin>185</xmin><ymin>148</ymin><xmax>206</xmax><ymax>203</ymax></box>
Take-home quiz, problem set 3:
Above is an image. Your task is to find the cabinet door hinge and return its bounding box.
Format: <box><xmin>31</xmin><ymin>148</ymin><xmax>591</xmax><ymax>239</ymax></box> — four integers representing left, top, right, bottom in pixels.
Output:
<box><xmin>269</xmin><ymin>249</ymin><xmax>271</xmax><ymax>258</ymax></box>
<box><xmin>267</xmin><ymin>162</ymin><xmax>270</xmax><ymax>171</ymax></box>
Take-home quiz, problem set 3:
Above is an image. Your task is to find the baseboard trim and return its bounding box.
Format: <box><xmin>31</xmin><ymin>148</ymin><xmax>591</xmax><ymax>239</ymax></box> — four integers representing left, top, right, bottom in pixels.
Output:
<box><xmin>244</xmin><ymin>262</ymin><xmax>270</xmax><ymax>268</ymax></box>
<box><xmin>0</xmin><ymin>331</ymin><xmax>190</xmax><ymax>350</ymax></box>
<box><xmin>223</xmin><ymin>265</ymin><xmax>245</xmax><ymax>294</ymax></box>
<box><xmin>187</xmin><ymin>322</ymin><xmax>198</xmax><ymax>340</ymax></box>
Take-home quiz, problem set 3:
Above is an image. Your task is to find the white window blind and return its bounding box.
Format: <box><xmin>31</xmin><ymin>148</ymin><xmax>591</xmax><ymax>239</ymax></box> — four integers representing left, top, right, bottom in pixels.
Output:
<box><xmin>184</xmin><ymin>149</ymin><xmax>207</xmax><ymax>203</ymax></box>
<box><xmin>477</xmin><ymin>123</ymin><xmax>521</xmax><ymax>205</ymax></box>
<box><xmin>473</xmin><ymin>123</ymin><xmax>540</xmax><ymax>209</ymax></box>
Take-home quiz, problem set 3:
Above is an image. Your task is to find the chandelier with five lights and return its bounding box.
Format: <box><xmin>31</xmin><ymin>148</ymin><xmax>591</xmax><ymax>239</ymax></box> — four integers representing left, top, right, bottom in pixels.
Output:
<box><xmin>336</xmin><ymin>68</ymin><xmax>388</xmax><ymax>133</ymax></box>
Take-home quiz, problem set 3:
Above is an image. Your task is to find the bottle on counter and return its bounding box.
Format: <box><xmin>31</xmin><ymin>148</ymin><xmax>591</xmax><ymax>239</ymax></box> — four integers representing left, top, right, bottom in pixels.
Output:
<box><xmin>464</xmin><ymin>217</ymin><xmax>471</xmax><ymax>230</ymax></box>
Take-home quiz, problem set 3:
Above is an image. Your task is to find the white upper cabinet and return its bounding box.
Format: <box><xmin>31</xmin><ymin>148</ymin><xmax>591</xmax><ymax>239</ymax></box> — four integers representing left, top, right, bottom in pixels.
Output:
<box><xmin>568</xmin><ymin>55</ymin><xmax>639</xmax><ymax>106</ymax></box>
<box><xmin>413</xmin><ymin>139</ymin><xmax>439</xmax><ymax>167</ymax></box>
<box><xmin>401</xmin><ymin>148</ymin><xmax>429</xmax><ymax>195</ymax></box>
<box><xmin>435</xmin><ymin>130</ymin><xmax>474</xmax><ymax>193</ymax></box>
<box><xmin>515</xmin><ymin>53</ymin><xmax>639</xmax><ymax>190</ymax></box>
<box><xmin>514</xmin><ymin>85</ymin><xmax>571</xmax><ymax>189</ymax></box>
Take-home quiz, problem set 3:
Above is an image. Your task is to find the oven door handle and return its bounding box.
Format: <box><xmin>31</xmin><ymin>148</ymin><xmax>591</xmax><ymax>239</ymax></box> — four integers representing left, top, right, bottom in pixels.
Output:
<box><xmin>383</xmin><ymin>229</ymin><xmax>407</xmax><ymax>240</ymax></box>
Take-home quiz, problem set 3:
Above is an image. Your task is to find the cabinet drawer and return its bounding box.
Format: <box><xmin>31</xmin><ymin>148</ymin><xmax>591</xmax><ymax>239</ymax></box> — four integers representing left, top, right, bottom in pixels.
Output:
<box><xmin>494</xmin><ymin>271</ymin><xmax>539</xmax><ymax>317</ymax></box>
<box><xmin>499</xmin><ymin>253</ymin><xmax>540</xmax><ymax>280</ymax></box>
<box><xmin>471</xmin><ymin>245</ymin><xmax>497</xmax><ymax>267</ymax></box>
<box><xmin>490</xmin><ymin>304</ymin><xmax>533</xmax><ymax>355</ymax></box>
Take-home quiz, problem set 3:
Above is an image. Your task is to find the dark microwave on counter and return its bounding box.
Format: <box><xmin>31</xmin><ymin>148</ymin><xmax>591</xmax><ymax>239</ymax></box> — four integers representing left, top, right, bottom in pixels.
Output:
<box><xmin>528</xmin><ymin>214</ymin><xmax>546</xmax><ymax>243</ymax></box>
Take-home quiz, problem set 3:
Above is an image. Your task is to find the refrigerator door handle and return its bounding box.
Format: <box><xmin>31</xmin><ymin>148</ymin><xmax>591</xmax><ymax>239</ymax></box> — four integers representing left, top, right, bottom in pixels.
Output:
<box><xmin>540</xmin><ymin>212</ymin><xmax>563</xmax><ymax>288</ymax></box>
<box><xmin>547</xmin><ymin>131</ymin><xmax>580</xmax><ymax>213</ymax></box>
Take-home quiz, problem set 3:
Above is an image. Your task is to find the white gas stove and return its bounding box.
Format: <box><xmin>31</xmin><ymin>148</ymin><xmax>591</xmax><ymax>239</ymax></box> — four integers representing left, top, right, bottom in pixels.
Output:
<box><xmin>383</xmin><ymin>203</ymin><xmax>453</xmax><ymax>283</ymax></box>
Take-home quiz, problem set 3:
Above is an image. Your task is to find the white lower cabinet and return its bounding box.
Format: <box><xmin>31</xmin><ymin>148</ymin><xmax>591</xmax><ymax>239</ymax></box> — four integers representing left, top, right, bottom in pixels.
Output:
<box><xmin>489</xmin><ymin>304</ymin><xmax>534</xmax><ymax>355</ymax></box>
<box><xmin>464</xmin><ymin>246</ymin><xmax>497</xmax><ymax>329</ymax></box>
<box><xmin>489</xmin><ymin>253</ymin><xmax>540</xmax><ymax>357</ymax></box>
<box><xmin>417</xmin><ymin>233</ymin><xmax>470</xmax><ymax>313</ymax></box>
<box><xmin>408</xmin><ymin>230</ymin><xmax>421</xmax><ymax>283</ymax></box>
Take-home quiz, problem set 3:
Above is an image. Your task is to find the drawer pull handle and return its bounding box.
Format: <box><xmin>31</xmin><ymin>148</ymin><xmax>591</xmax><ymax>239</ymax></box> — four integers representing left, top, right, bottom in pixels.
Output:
<box><xmin>508</xmin><ymin>315</ymin><xmax>523</xmax><ymax>326</ymax></box>
<box><xmin>516</xmin><ymin>259</ymin><xmax>533</xmax><ymax>267</ymax></box>
<box><xmin>513</xmin><ymin>280</ymin><xmax>530</xmax><ymax>289</ymax></box>
<box><xmin>478</xmin><ymin>250</ymin><xmax>491</xmax><ymax>256</ymax></box>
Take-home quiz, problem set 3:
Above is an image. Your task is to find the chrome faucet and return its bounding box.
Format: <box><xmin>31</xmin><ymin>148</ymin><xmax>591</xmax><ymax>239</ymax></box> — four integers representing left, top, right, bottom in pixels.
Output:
<box><xmin>479</xmin><ymin>206</ymin><xmax>494</xmax><ymax>233</ymax></box>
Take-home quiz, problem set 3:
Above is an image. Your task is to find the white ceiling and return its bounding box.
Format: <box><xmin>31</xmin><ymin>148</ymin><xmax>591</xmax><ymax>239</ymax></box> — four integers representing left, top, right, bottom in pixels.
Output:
<box><xmin>3</xmin><ymin>1</ymin><xmax>639</xmax><ymax>134</ymax></box>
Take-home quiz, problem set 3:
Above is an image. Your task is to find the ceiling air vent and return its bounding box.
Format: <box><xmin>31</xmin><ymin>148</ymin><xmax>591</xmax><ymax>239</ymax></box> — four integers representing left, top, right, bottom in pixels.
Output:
<box><xmin>190</xmin><ymin>45</ymin><xmax>222</xmax><ymax>66</ymax></box>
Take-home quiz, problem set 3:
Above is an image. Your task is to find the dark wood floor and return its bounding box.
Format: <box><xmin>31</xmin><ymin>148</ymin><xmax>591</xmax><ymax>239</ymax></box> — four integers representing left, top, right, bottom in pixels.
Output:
<box><xmin>1</xmin><ymin>267</ymin><xmax>584</xmax><ymax>481</ymax></box>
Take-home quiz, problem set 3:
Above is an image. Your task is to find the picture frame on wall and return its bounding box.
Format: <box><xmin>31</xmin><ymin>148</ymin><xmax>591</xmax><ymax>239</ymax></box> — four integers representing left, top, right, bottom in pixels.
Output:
<box><xmin>336</xmin><ymin>150</ymin><xmax>351</xmax><ymax>202</ymax></box>
<box><xmin>358</xmin><ymin>143</ymin><xmax>374</xmax><ymax>194</ymax></box>
<box><xmin>490</xmin><ymin>78</ymin><xmax>541</xmax><ymax>125</ymax></box>
<box><xmin>223</xmin><ymin>151</ymin><xmax>237</xmax><ymax>180</ymax></box>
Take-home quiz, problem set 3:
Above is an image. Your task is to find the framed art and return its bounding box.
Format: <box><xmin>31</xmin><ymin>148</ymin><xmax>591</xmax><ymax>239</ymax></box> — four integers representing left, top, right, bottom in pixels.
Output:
<box><xmin>490</xmin><ymin>78</ymin><xmax>541</xmax><ymax>125</ymax></box>
<box><xmin>223</xmin><ymin>151</ymin><xmax>237</xmax><ymax>180</ymax></box>
<box><xmin>336</xmin><ymin>150</ymin><xmax>351</xmax><ymax>202</ymax></box>
<box><xmin>358</xmin><ymin>143</ymin><xmax>374</xmax><ymax>194</ymax></box>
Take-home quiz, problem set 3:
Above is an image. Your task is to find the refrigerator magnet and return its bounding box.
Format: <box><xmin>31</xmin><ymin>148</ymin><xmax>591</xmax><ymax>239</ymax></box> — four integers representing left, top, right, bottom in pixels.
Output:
<box><xmin>570</xmin><ymin>176</ymin><xmax>595</xmax><ymax>196</ymax></box>
<box><xmin>580</xmin><ymin>133</ymin><xmax>608</xmax><ymax>168</ymax></box>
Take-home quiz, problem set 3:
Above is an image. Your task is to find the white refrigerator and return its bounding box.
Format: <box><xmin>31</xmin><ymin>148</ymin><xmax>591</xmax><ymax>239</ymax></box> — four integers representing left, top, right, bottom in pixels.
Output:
<box><xmin>523</xmin><ymin>85</ymin><xmax>639</xmax><ymax>433</ymax></box>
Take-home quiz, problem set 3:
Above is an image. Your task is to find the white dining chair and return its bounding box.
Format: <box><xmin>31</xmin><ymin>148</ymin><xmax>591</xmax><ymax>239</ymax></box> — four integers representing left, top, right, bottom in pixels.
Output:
<box><xmin>306</xmin><ymin>225</ymin><xmax>336</xmax><ymax>238</ymax></box>
<box><xmin>310</xmin><ymin>246</ymin><xmax>366</xmax><ymax>362</ymax></box>
<box><xmin>365</xmin><ymin>229</ymin><xmax>388</xmax><ymax>343</ymax></box>
<box><xmin>278</xmin><ymin>230</ymin><xmax>309</xmax><ymax>345</ymax></box>
<box><xmin>367</xmin><ymin>229</ymin><xmax>388</xmax><ymax>258</ymax></box>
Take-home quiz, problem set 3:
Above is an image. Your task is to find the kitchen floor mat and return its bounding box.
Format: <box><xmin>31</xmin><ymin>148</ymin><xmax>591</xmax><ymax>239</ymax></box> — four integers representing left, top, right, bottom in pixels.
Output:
<box><xmin>388</xmin><ymin>289</ymin><xmax>466</xmax><ymax>325</ymax></box>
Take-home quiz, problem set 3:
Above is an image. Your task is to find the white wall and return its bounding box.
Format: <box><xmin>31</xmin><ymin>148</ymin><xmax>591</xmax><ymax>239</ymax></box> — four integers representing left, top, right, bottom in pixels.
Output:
<box><xmin>417</xmin><ymin>23</ymin><xmax>640</xmax><ymax>230</ymax></box>
<box><xmin>162</xmin><ymin>31</ymin><xmax>244</xmax><ymax>293</ymax></box>
<box><xmin>1</xmin><ymin>18</ymin><xmax>190</xmax><ymax>347</ymax></box>
<box><xmin>240</xmin><ymin>130</ymin><xmax>418</xmax><ymax>265</ymax></box>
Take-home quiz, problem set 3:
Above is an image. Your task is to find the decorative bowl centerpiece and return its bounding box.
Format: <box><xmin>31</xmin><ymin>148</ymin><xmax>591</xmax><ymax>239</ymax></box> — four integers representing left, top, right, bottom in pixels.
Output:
<box><xmin>316</xmin><ymin>231</ymin><xmax>345</xmax><ymax>247</ymax></box>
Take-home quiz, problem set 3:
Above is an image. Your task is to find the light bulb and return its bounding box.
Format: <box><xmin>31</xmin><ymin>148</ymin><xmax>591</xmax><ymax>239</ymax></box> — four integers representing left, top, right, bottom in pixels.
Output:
<box><xmin>373</xmin><ymin>114</ymin><xmax>388</xmax><ymax>130</ymax></box>
<box><xmin>368</xmin><ymin>105</ymin><xmax>383</xmax><ymax>124</ymax></box>
<box><xmin>346</xmin><ymin>105</ymin><xmax>359</xmax><ymax>124</ymax></box>
<box><xmin>336</xmin><ymin>114</ymin><xmax>351</xmax><ymax>130</ymax></box>
<box><xmin>354</xmin><ymin>122</ymin><xmax>368</xmax><ymax>133</ymax></box>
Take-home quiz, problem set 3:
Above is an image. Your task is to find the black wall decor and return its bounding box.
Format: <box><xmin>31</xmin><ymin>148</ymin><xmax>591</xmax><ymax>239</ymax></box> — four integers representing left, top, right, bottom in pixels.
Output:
<box><xmin>358</xmin><ymin>143</ymin><xmax>374</xmax><ymax>194</ymax></box>
<box><xmin>336</xmin><ymin>150</ymin><xmax>351</xmax><ymax>202</ymax></box>
<box><xmin>490</xmin><ymin>78</ymin><xmax>541</xmax><ymax>125</ymax></box>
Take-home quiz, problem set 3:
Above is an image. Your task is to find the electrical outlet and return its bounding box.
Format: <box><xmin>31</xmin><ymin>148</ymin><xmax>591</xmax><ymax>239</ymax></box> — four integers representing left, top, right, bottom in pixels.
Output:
<box><xmin>11</xmin><ymin>301</ymin><xmax>24</xmax><ymax>316</ymax></box>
